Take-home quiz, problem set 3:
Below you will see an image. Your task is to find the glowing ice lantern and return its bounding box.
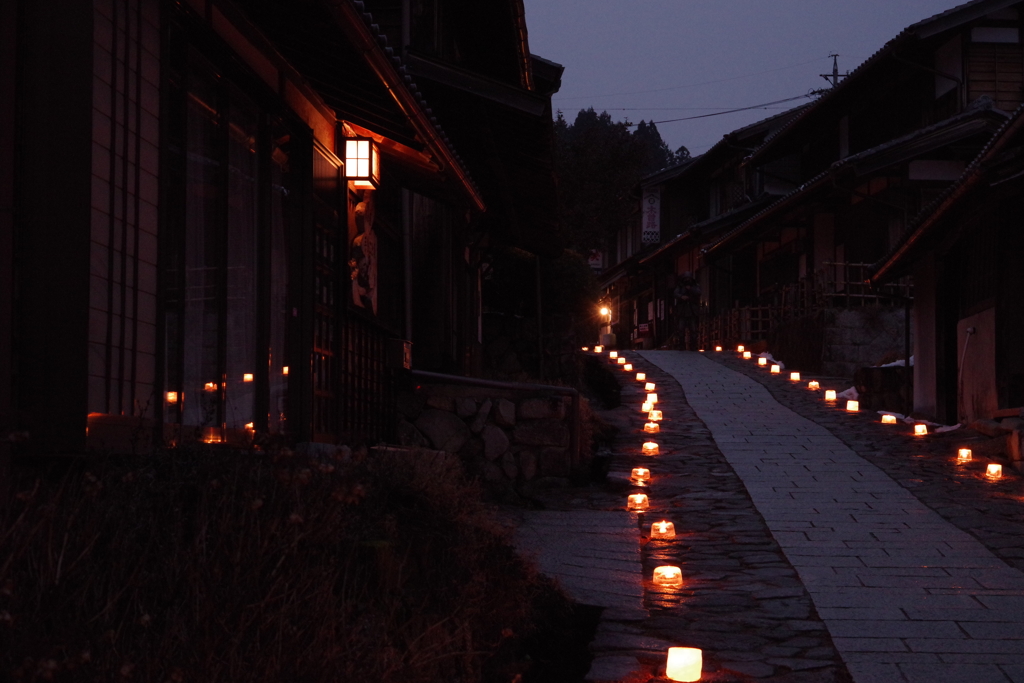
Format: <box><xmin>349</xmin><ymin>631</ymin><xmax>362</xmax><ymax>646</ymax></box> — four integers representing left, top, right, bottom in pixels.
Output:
<box><xmin>631</xmin><ymin>467</ymin><xmax>651</xmax><ymax>484</ymax></box>
<box><xmin>644</xmin><ymin>422</ymin><xmax>660</xmax><ymax>434</ymax></box>
<box><xmin>636</xmin><ymin>372</ymin><xmax>646</xmax><ymax>381</ymax></box>
<box><xmin>808</xmin><ymin>381</ymin><xmax>820</xmax><ymax>390</ymax></box>
<box><xmin>652</xmin><ymin>520</ymin><xmax>676</xmax><ymax>539</ymax></box>
<box><xmin>958</xmin><ymin>448</ymin><xmax>973</xmax><ymax>463</ymax></box>
<box><xmin>243</xmin><ymin>373</ymin><xmax>254</xmax><ymax>382</ymax></box>
<box><xmin>282</xmin><ymin>366</ymin><xmax>289</xmax><ymax>375</ymax></box>
<box><xmin>715</xmin><ymin>346</ymin><xmax>722</xmax><ymax>352</ymax></box>
<box><xmin>825</xmin><ymin>390</ymin><xmax>837</xmax><ymax>401</ymax></box>
<box><xmin>771</xmin><ymin>364</ymin><xmax>781</xmax><ymax>374</ymax></box>
<box><xmin>642</xmin><ymin>401</ymin><xmax>654</xmax><ymax>413</ymax></box>
<box><xmin>594</xmin><ymin>345</ymin><xmax>604</xmax><ymax>353</ymax></box>
<box><xmin>846</xmin><ymin>400</ymin><xmax>859</xmax><ymax>412</ymax></box>
<box><xmin>881</xmin><ymin>414</ymin><xmax>897</xmax><ymax>424</ymax></box>
<box><xmin>914</xmin><ymin>424</ymin><xmax>928</xmax><ymax>436</ymax></box>
<box><xmin>627</xmin><ymin>493</ymin><xmax>649</xmax><ymax>511</ymax></box>
<box><xmin>617</xmin><ymin>358</ymin><xmax>627</xmax><ymax>365</ymax></box>
<box><xmin>344</xmin><ymin>137</ymin><xmax>380</xmax><ymax>190</ymax></box>
<box><xmin>649</xmin><ymin>410</ymin><xmax>663</xmax><ymax>421</ymax></box>
<box><xmin>582</xmin><ymin>346</ymin><xmax>589</xmax><ymax>351</ymax></box>
<box><xmin>624</xmin><ymin>364</ymin><xmax>633</xmax><ymax>371</ymax></box>
<box><xmin>645</xmin><ymin>382</ymin><xmax>656</xmax><ymax>391</ymax></box>
<box><xmin>790</xmin><ymin>372</ymin><xmax>800</xmax><ymax>381</ymax></box>
<box><xmin>647</xmin><ymin>393</ymin><xmax>659</xmax><ymax>404</ymax></box>
<box><xmin>987</xmin><ymin>463</ymin><xmax>1003</xmax><ymax>479</ymax></box>
<box><xmin>609</xmin><ymin>351</ymin><xmax>618</xmax><ymax>359</ymax></box>
<box><xmin>643</xmin><ymin>441</ymin><xmax>660</xmax><ymax>456</ymax></box>
<box><xmin>737</xmin><ymin>345</ymin><xmax>745</xmax><ymax>353</ymax></box>
<box><xmin>758</xmin><ymin>357</ymin><xmax>767</xmax><ymax>366</ymax></box>
<box><xmin>653</xmin><ymin>565</ymin><xmax>683</xmax><ymax>588</ymax></box>
<box><xmin>743</xmin><ymin>351</ymin><xmax>752</xmax><ymax>359</ymax></box>
<box><xmin>165</xmin><ymin>391</ymin><xmax>178</xmax><ymax>404</ymax></box>
<box><xmin>666</xmin><ymin>647</ymin><xmax>702</xmax><ymax>682</ymax></box>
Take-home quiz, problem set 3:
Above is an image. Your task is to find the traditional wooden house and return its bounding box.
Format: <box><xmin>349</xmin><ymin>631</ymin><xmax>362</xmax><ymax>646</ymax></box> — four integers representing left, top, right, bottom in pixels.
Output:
<box><xmin>698</xmin><ymin>0</ymin><xmax>1024</xmax><ymax>373</ymax></box>
<box><xmin>872</xmin><ymin>104</ymin><xmax>1024</xmax><ymax>425</ymax></box>
<box><xmin>0</xmin><ymin>0</ymin><xmax>560</xmax><ymax>458</ymax></box>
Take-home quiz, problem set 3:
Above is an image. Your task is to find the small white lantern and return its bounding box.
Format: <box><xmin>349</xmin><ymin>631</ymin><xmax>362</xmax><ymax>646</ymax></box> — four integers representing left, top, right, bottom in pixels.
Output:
<box><xmin>644</xmin><ymin>422</ymin><xmax>660</xmax><ymax>434</ymax></box>
<box><xmin>652</xmin><ymin>565</ymin><xmax>683</xmax><ymax>588</ymax></box>
<box><xmin>645</xmin><ymin>382</ymin><xmax>656</xmax><ymax>392</ymax></box>
<box><xmin>882</xmin><ymin>414</ymin><xmax>897</xmax><ymax>424</ymax></box>
<box><xmin>987</xmin><ymin>463</ymin><xmax>1003</xmax><ymax>479</ymax></box>
<box><xmin>758</xmin><ymin>357</ymin><xmax>767</xmax><ymax>366</ymax></box>
<box><xmin>846</xmin><ymin>400</ymin><xmax>859</xmax><ymax>412</ymax></box>
<box><xmin>715</xmin><ymin>346</ymin><xmax>722</xmax><ymax>352</ymax></box>
<box><xmin>631</xmin><ymin>467</ymin><xmax>651</xmax><ymax>484</ymax></box>
<box><xmin>914</xmin><ymin>424</ymin><xmax>928</xmax><ymax>436</ymax></box>
<box><xmin>642</xmin><ymin>401</ymin><xmax>654</xmax><ymax>413</ymax></box>
<box><xmin>771</xmin><ymin>364</ymin><xmax>781</xmax><ymax>374</ymax></box>
<box><xmin>609</xmin><ymin>351</ymin><xmax>618</xmax><ymax>359</ymax></box>
<box><xmin>282</xmin><ymin>366</ymin><xmax>290</xmax><ymax>375</ymax></box>
<box><xmin>646</xmin><ymin>393</ymin><xmax>658</xmax><ymax>404</ymax></box>
<box><xmin>743</xmin><ymin>351</ymin><xmax>752</xmax><ymax>359</ymax></box>
<box><xmin>808</xmin><ymin>380</ymin><xmax>819</xmax><ymax>390</ymax></box>
<box><xmin>649</xmin><ymin>410</ymin><xmax>663</xmax><ymax>421</ymax></box>
<box><xmin>582</xmin><ymin>346</ymin><xmax>589</xmax><ymax>351</ymax></box>
<box><xmin>617</xmin><ymin>357</ymin><xmax>627</xmax><ymax>365</ymax></box>
<box><xmin>790</xmin><ymin>372</ymin><xmax>800</xmax><ymax>381</ymax></box>
<box><xmin>737</xmin><ymin>345</ymin><xmax>745</xmax><ymax>353</ymax></box>
<box><xmin>666</xmin><ymin>647</ymin><xmax>702</xmax><ymax>682</ymax></box>
<box><xmin>165</xmin><ymin>391</ymin><xmax>179</xmax><ymax>404</ymax></box>
<box><xmin>344</xmin><ymin>137</ymin><xmax>381</xmax><ymax>190</ymax></box>
<box><xmin>825</xmin><ymin>389</ymin><xmax>837</xmax><ymax>401</ymax></box>
<box><xmin>624</xmin><ymin>364</ymin><xmax>633</xmax><ymax>371</ymax></box>
<box><xmin>636</xmin><ymin>372</ymin><xmax>646</xmax><ymax>381</ymax></box>
<box><xmin>643</xmin><ymin>441</ymin><xmax>659</xmax><ymax>456</ymax></box>
<box><xmin>594</xmin><ymin>345</ymin><xmax>604</xmax><ymax>353</ymax></box>
<box><xmin>958</xmin><ymin>448</ymin><xmax>973</xmax><ymax>463</ymax></box>
<box><xmin>651</xmin><ymin>520</ymin><xmax>676</xmax><ymax>539</ymax></box>
<box><xmin>627</xmin><ymin>493</ymin><xmax>649</xmax><ymax>511</ymax></box>
<box><xmin>243</xmin><ymin>373</ymin><xmax>254</xmax><ymax>383</ymax></box>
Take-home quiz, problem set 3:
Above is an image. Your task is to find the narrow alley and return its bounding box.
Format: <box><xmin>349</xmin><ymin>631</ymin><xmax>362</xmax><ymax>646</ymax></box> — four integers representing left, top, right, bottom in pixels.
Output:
<box><xmin>514</xmin><ymin>349</ymin><xmax>1024</xmax><ymax>683</ymax></box>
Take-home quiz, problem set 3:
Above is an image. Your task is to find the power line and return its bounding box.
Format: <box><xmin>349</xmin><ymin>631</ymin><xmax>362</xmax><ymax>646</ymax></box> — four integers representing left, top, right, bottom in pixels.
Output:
<box><xmin>630</xmin><ymin>94</ymin><xmax>814</xmax><ymax>126</ymax></box>
<box><xmin>553</xmin><ymin>56</ymin><xmax>826</xmax><ymax>102</ymax></box>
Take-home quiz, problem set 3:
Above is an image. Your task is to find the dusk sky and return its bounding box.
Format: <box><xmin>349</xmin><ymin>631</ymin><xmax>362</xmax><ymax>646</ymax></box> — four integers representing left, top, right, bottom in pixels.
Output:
<box><xmin>523</xmin><ymin>0</ymin><xmax>967</xmax><ymax>156</ymax></box>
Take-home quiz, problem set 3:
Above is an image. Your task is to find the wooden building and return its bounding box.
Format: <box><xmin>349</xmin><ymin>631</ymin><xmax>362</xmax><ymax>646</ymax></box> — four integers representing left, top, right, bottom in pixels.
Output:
<box><xmin>0</xmin><ymin>0</ymin><xmax>560</xmax><ymax>457</ymax></box>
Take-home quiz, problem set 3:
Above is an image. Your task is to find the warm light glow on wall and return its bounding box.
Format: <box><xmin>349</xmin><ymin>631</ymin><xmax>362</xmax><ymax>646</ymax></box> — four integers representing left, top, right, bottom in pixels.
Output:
<box><xmin>344</xmin><ymin>138</ymin><xmax>380</xmax><ymax>189</ymax></box>
<box><xmin>651</xmin><ymin>520</ymin><xmax>676</xmax><ymax>539</ymax></box>
<box><xmin>987</xmin><ymin>463</ymin><xmax>1003</xmax><ymax>479</ymax></box>
<box><xmin>846</xmin><ymin>400</ymin><xmax>859</xmax><ymax>412</ymax></box>
<box><xmin>165</xmin><ymin>391</ymin><xmax>178</xmax><ymax>404</ymax></box>
<box><xmin>914</xmin><ymin>424</ymin><xmax>928</xmax><ymax>436</ymax></box>
<box><xmin>958</xmin><ymin>448</ymin><xmax>972</xmax><ymax>463</ymax></box>
<box><xmin>665</xmin><ymin>647</ymin><xmax>702</xmax><ymax>682</ymax></box>
<box><xmin>627</xmin><ymin>493</ymin><xmax>649</xmax><ymax>511</ymax></box>
<box><xmin>882</xmin><ymin>414</ymin><xmax>897</xmax><ymax>424</ymax></box>
<box><xmin>643</xmin><ymin>441</ymin><xmax>659</xmax><ymax>456</ymax></box>
<box><xmin>825</xmin><ymin>389</ymin><xmax>837</xmax><ymax>401</ymax></box>
<box><xmin>652</xmin><ymin>565</ymin><xmax>683</xmax><ymax>588</ymax></box>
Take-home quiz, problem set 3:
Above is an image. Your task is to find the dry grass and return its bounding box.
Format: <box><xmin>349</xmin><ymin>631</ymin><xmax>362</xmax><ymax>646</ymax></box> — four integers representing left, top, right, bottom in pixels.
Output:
<box><xmin>0</xmin><ymin>446</ymin><xmax>550</xmax><ymax>682</ymax></box>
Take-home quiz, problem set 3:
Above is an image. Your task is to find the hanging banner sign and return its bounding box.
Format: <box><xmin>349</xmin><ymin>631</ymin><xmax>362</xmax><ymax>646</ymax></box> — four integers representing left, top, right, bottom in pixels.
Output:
<box><xmin>642</xmin><ymin>188</ymin><xmax>661</xmax><ymax>244</ymax></box>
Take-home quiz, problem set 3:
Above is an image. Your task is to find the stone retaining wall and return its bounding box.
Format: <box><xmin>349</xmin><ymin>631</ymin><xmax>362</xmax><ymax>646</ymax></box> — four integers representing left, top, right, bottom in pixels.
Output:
<box><xmin>395</xmin><ymin>383</ymin><xmax>586</xmax><ymax>493</ymax></box>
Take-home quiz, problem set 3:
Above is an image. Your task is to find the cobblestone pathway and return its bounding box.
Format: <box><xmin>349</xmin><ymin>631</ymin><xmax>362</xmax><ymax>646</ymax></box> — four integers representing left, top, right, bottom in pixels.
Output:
<box><xmin>643</xmin><ymin>350</ymin><xmax>1024</xmax><ymax>683</ymax></box>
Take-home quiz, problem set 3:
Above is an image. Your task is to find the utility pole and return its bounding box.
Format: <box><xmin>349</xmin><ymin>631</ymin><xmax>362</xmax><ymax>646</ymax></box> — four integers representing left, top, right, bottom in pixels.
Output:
<box><xmin>820</xmin><ymin>54</ymin><xmax>847</xmax><ymax>88</ymax></box>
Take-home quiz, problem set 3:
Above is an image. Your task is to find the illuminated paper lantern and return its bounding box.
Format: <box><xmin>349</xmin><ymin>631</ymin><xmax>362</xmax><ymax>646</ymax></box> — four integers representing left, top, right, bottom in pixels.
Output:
<box><xmin>644</xmin><ymin>422</ymin><xmax>660</xmax><ymax>434</ymax></box>
<box><xmin>846</xmin><ymin>400</ymin><xmax>859</xmax><ymax>412</ymax></box>
<box><xmin>636</xmin><ymin>372</ymin><xmax>646</xmax><ymax>381</ymax></box>
<box><xmin>609</xmin><ymin>351</ymin><xmax>618</xmax><ymax>359</ymax></box>
<box><xmin>881</xmin><ymin>414</ymin><xmax>897</xmax><ymax>424</ymax></box>
<box><xmin>282</xmin><ymin>366</ymin><xmax>289</xmax><ymax>375</ymax></box>
<box><xmin>204</xmin><ymin>382</ymin><xmax>218</xmax><ymax>392</ymax></box>
<box><xmin>647</xmin><ymin>393</ymin><xmax>659</xmax><ymax>404</ymax></box>
<box><xmin>808</xmin><ymin>381</ymin><xmax>819</xmax><ymax>390</ymax></box>
<box><xmin>616</xmin><ymin>358</ymin><xmax>626</xmax><ymax>365</ymax></box>
<box><xmin>698</xmin><ymin>349</ymin><xmax>705</xmax><ymax>352</ymax></box>
<box><xmin>624</xmin><ymin>364</ymin><xmax>633</xmax><ymax>371</ymax></box>
<box><xmin>790</xmin><ymin>372</ymin><xmax>800</xmax><ymax>381</ymax></box>
<box><xmin>344</xmin><ymin>137</ymin><xmax>380</xmax><ymax>189</ymax></box>
<box><xmin>244</xmin><ymin>422</ymin><xmax>254</xmax><ymax>432</ymax></box>
<box><xmin>649</xmin><ymin>410</ymin><xmax>663</xmax><ymax>421</ymax></box>
<box><xmin>737</xmin><ymin>345</ymin><xmax>745</xmax><ymax>353</ymax></box>
<box><xmin>770</xmin><ymin>364</ymin><xmax>781</xmax><ymax>374</ymax></box>
<box><xmin>631</xmin><ymin>467</ymin><xmax>651</xmax><ymax>484</ymax></box>
<box><xmin>758</xmin><ymin>357</ymin><xmax>767</xmax><ymax>366</ymax></box>
<box><xmin>594</xmin><ymin>345</ymin><xmax>604</xmax><ymax>353</ymax></box>
<box><xmin>165</xmin><ymin>391</ymin><xmax>178</xmax><ymax>404</ymax></box>
<box><xmin>743</xmin><ymin>351</ymin><xmax>752</xmax><ymax>359</ymax></box>
<box><xmin>825</xmin><ymin>390</ymin><xmax>837</xmax><ymax>401</ymax></box>
<box><xmin>651</xmin><ymin>520</ymin><xmax>676</xmax><ymax>539</ymax></box>
<box><xmin>987</xmin><ymin>464</ymin><xmax>1003</xmax><ymax>479</ymax></box>
<box><xmin>627</xmin><ymin>493</ymin><xmax>649</xmax><ymax>511</ymax></box>
<box><xmin>914</xmin><ymin>424</ymin><xmax>928</xmax><ymax>436</ymax></box>
<box><xmin>582</xmin><ymin>346</ymin><xmax>589</xmax><ymax>351</ymax></box>
<box><xmin>665</xmin><ymin>647</ymin><xmax>702</xmax><ymax>682</ymax></box>
<box><xmin>243</xmin><ymin>373</ymin><xmax>254</xmax><ymax>382</ymax></box>
<box><xmin>958</xmin><ymin>448</ymin><xmax>973</xmax><ymax>463</ymax></box>
<box><xmin>653</xmin><ymin>565</ymin><xmax>683</xmax><ymax>588</ymax></box>
<box><xmin>715</xmin><ymin>346</ymin><xmax>722</xmax><ymax>352</ymax></box>
<box><xmin>642</xmin><ymin>401</ymin><xmax>654</xmax><ymax>413</ymax></box>
<box><xmin>645</xmin><ymin>382</ymin><xmax>656</xmax><ymax>392</ymax></box>
<box><xmin>643</xmin><ymin>441</ymin><xmax>659</xmax><ymax>456</ymax></box>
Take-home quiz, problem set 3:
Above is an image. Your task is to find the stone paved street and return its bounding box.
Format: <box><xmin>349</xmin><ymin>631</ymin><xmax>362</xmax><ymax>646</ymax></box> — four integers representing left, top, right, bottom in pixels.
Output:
<box><xmin>511</xmin><ymin>349</ymin><xmax>1024</xmax><ymax>683</ymax></box>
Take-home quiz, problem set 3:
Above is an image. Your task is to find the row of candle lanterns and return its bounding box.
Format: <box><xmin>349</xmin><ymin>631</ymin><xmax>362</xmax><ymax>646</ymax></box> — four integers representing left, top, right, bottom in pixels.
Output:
<box><xmin>598</xmin><ymin>349</ymin><xmax>701</xmax><ymax>681</ymax></box>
